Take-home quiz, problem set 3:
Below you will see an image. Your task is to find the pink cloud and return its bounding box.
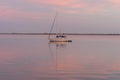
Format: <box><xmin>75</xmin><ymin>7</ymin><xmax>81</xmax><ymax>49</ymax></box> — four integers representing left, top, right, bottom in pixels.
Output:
<box><xmin>24</xmin><ymin>0</ymin><xmax>75</xmax><ymax>7</ymax></box>
<box><xmin>0</xmin><ymin>1</ymin><xmax>50</xmax><ymax>20</ymax></box>
<box><xmin>0</xmin><ymin>3</ymin><xmax>19</xmax><ymax>18</ymax></box>
<box><xmin>1</xmin><ymin>0</ymin><xmax>110</xmax><ymax>16</ymax></box>
<box><xmin>110</xmin><ymin>0</ymin><xmax>120</xmax><ymax>4</ymax></box>
<box><xmin>22</xmin><ymin>0</ymin><xmax>112</xmax><ymax>14</ymax></box>
<box><xmin>23</xmin><ymin>0</ymin><xmax>86</xmax><ymax>14</ymax></box>
<box><xmin>108</xmin><ymin>0</ymin><xmax>120</xmax><ymax>8</ymax></box>
<box><xmin>1</xmin><ymin>0</ymin><xmax>119</xmax><ymax>19</ymax></box>
<box><xmin>0</xmin><ymin>8</ymin><xmax>17</xmax><ymax>17</ymax></box>
<box><xmin>0</xmin><ymin>6</ymin><xmax>49</xmax><ymax>20</ymax></box>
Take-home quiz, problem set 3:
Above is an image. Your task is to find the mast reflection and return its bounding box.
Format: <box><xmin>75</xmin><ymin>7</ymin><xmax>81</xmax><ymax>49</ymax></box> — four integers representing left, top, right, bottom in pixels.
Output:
<box><xmin>49</xmin><ymin>42</ymin><xmax>67</xmax><ymax>48</ymax></box>
<box><xmin>48</xmin><ymin>42</ymin><xmax>68</xmax><ymax>72</ymax></box>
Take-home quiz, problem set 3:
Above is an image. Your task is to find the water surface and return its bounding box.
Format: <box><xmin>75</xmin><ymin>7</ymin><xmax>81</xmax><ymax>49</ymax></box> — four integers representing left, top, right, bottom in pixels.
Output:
<box><xmin>0</xmin><ymin>35</ymin><xmax>120</xmax><ymax>80</ymax></box>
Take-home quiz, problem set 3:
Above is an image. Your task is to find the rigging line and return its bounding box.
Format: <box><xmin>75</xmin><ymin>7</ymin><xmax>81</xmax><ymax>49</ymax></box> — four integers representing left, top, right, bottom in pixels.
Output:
<box><xmin>48</xmin><ymin>12</ymin><xmax>58</xmax><ymax>39</ymax></box>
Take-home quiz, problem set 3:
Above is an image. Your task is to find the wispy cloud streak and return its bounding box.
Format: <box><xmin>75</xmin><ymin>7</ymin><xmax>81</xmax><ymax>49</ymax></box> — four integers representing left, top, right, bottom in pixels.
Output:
<box><xmin>22</xmin><ymin>0</ymin><xmax>119</xmax><ymax>14</ymax></box>
<box><xmin>1</xmin><ymin>0</ymin><xmax>120</xmax><ymax>19</ymax></box>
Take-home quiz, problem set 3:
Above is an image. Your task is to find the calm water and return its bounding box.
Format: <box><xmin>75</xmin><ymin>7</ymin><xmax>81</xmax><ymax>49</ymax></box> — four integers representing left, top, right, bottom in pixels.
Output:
<box><xmin>0</xmin><ymin>35</ymin><xmax>120</xmax><ymax>80</ymax></box>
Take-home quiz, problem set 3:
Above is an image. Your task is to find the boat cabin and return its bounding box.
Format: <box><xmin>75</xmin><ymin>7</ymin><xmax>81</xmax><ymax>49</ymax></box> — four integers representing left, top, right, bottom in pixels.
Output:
<box><xmin>56</xmin><ymin>35</ymin><xmax>66</xmax><ymax>38</ymax></box>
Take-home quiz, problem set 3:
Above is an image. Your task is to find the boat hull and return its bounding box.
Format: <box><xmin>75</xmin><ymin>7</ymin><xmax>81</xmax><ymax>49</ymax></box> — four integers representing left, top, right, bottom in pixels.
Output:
<box><xmin>49</xmin><ymin>38</ymin><xmax>72</xmax><ymax>42</ymax></box>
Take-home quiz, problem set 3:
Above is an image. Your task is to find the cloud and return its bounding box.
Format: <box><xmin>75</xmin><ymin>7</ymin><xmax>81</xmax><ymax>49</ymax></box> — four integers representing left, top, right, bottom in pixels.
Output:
<box><xmin>24</xmin><ymin>0</ymin><xmax>76</xmax><ymax>7</ymax></box>
<box><xmin>0</xmin><ymin>7</ymin><xmax>17</xmax><ymax>18</ymax></box>
<box><xmin>0</xmin><ymin>5</ymin><xmax>48</xmax><ymax>20</ymax></box>
<box><xmin>0</xmin><ymin>1</ymin><xmax>50</xmax><ymax>20</ymax></box>
<box><xmin>110</xmin><ymin>0</ymin><xmax>120</xmax><ymax>4</ymax></box>
<box><xmin>1</xmin><ymin>0</ymin><xmax>120</xmax><ymax>20</ymax></box>
<box><xmin>22</xmin><ymin>0</ymin><xmax>115</xmax><ymax>15</ymax></box>
<box><xmin>22</xmin><ymin>0</ymin><xmax>87</xmax><ymax>14</ymax></box>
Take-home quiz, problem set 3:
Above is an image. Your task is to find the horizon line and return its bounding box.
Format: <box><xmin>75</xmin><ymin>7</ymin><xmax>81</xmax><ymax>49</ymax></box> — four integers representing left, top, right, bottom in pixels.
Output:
<box><xmin>0</xmin><ymin>33</ymin><xmax>120</xmax><ymax>35</ymax></box>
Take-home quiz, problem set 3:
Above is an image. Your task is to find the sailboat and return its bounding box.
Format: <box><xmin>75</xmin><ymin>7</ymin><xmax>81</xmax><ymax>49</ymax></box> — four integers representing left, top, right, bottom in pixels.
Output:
<box><xmin>48</xmin><ymin>13</ymin><xmax>72</xmax><ymax>42</ymax></box>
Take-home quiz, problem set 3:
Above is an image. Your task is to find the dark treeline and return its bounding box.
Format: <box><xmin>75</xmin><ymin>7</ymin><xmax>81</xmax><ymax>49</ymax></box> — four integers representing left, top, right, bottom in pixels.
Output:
<box><xmin>0</xmin><ymin>33</ymin><xmax>120</xmax><ymax>35</ymax></box>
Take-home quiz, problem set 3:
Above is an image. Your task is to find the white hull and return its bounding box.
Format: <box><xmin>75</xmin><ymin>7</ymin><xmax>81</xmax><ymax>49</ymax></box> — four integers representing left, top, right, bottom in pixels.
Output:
<box><xmin>49</xmin><ymin>38</ymin><xmax>72</xmax><ymax>42</ymax></box>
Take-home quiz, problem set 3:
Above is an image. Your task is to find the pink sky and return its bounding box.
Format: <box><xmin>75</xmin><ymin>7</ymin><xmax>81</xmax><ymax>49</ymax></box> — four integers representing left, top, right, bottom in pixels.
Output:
<box><xmin>0</xmin><ymin>0</ymin><xmax>120</xmax><ymax>33</ymax></box>
<box><xmin>1</xmin><ymin>0</ymin><xmax>120</xmax><ymax>17</ymax></box>
<box><xmin>0</xmin><ymin>0</ymin><xmax>120</xmax><ymax>18</ymax></box>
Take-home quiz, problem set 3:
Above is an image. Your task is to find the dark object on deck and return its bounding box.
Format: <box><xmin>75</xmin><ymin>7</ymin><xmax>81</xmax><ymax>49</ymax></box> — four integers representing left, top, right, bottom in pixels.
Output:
<box><xmin>56</xmin><ymin>35</ymin><xmax>66</xmax><ymax>38</ymax></box>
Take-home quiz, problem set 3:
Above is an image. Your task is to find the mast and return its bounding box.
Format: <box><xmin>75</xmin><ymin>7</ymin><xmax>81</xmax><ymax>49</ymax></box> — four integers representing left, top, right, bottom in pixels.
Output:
<box><xmin>48</xmin><ymin>12</ymin><xmax>58</xmax><ymax>39</ymax></box>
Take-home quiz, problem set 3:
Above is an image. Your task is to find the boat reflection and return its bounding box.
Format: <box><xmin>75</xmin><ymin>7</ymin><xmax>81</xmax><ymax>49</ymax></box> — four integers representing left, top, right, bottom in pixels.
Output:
<box><xmin>48</xmin><ymin>42</ymin><xmax>68</xmax><ymax>72</ymax></box>
<box><xmin>49</xmin><ymin>42</ymin><xmax>67</xmax><ymax>48</ymax></box>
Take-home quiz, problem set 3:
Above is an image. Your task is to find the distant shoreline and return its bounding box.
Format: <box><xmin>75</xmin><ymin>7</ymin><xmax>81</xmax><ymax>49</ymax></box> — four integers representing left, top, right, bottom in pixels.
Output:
<box><xmin>0</xmin><ymin>33</ymin><xmax>120</xmax><ymax>35</ymax></box>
